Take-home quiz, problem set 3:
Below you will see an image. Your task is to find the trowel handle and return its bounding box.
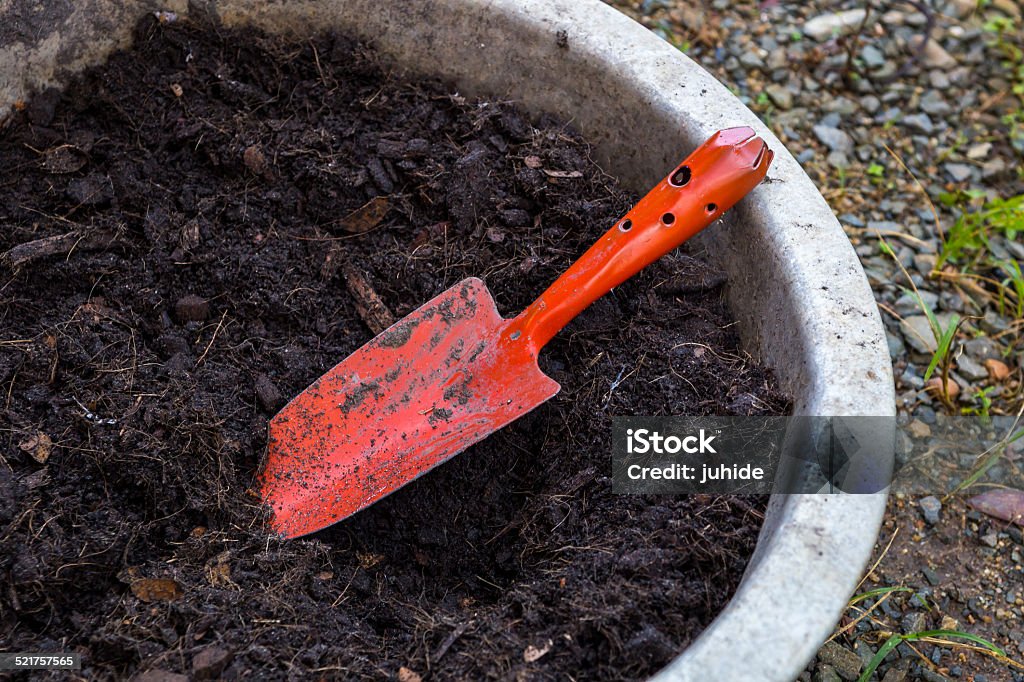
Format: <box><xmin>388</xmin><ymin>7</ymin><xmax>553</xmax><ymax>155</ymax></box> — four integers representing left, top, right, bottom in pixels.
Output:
<box><xmin>506</xmin><ymin>127</ymin><xmax>774</xmax><ymax>350</ymax></box>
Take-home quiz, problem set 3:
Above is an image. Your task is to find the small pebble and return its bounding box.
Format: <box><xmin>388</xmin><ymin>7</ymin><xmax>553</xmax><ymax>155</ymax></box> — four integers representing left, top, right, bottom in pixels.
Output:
<box><xmin>918</xmin><ymin>496</ymin><xmax>942</xmax><ymax>525</ymax></box>
<box><xmin>816</xmin><ymin>641</ymin><xmax>862</xmax><ymax>681</ymax></box>
<box><xmin>813</xmin><ymin>665</ymin><xmax>842</xmax><ymax>682</ymax></box>
<box><xmin>765</xmin><ymin>83</ymin><xmax>794</xmax><ymax>109</ymax></box>
<box><xmin>861</xmin><ymin>44</ymin><xmax>887</xmax><ymax>68</ymax></box>
<box><xmin>984</xmin><ymin>359</ymin><xmax>1010</xmax><ymax>380</ymax></box>
<box><xmin>902</xmin><ymin>610</ymin><xmax>927</xmax><ymax>634</ymax></box>
<box><xmin>902</xmin><ymin>113</ymin><xmax>934</xmax><ymax>134</ymax></box>
<box><xmin>955</xmin><ymin>354</ymin><xmax>988</xmax><ymax>381</ymax></box>
<box><xmin>919</xmin><ymin>90</ymin><xmax>951</xmax><ymax>116</ymax></box>
<box><xmin>812</xmin><ymin>124</ymin><xmax>854</xmax><ymax>154</ymax></box>
<box><xmin>861</xmin><ymin>95</ymin><xmax>880</xmax><ymax>113</ymax></box>
<box><xmin>966</xmin><ymin>142</ymin><xmax>992</xmax><ymax>159</ymax></box>
<box><xmin>929</xmin><ymin>70</ymin><xmax>951</xmax><ymax>89</ymax></box>
<box><xmin>944</xmin><ymin>163</ymin><xmax>973</xmax><ymax>182</ymax></box>
<box><xmin>803</xmin><ymin>9</ymin><xmax>867</xmax><ymax>41</ymax></box>
<box><xmin>920</xmin><ymin>39</ymin><xmax>957</xmax><ymax>69</ymax></box>
<box><xmin>925</xmin><ymin>377</ymin><xmax>960</xmax><ymax>400</ymax></box>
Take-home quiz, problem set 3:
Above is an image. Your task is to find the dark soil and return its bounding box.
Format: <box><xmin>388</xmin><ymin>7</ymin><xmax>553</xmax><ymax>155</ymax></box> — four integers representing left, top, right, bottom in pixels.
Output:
<box><xmin>0</xmin><ymin>17</ymin><xmax>789</xmax><ymax>680</ymax></box>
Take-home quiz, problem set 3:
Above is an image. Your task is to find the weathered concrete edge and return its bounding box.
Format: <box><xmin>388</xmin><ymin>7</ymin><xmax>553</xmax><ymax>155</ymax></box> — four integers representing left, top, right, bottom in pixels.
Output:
<box><xmin>0</xmin><ymin>0</ymin><xmax>895</xmax><ymax>679</ymax></box>
<box><xmin>0</xmin><ymin>0</ymin><xmax>187</xmax><ymax>112</ymax></box>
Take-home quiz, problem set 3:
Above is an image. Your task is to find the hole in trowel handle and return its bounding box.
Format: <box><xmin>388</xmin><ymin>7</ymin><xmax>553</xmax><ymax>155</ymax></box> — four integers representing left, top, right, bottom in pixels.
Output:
<box><xmin>669</xmin><ymin>165</ymin><xmax>691</xmax><ymax>187</ymax></box>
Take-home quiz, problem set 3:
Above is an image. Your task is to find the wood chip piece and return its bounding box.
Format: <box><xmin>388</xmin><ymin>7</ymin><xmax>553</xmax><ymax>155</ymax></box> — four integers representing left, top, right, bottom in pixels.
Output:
<box><xmin>19</xmin><ymin>431</ymin><xmax>53</xmax><ymax>464</ymax></box>
<box><xmin>542</xmin><ymin>169</ymin><xmax>583</xmax><ymax>178</ymax></box>
<box><xmin>357</xmin><ymin>552</ymin><xmax>385</xmax><ymax>569</ymax></box>
<box><xmin>523</xmin><ymin>639</ymin><xmax>553</xmax><ymax>663</ymax></box>
<box><xmin>397</xmin><ymin>667</ymin><xmax>422</xmax><ymax>682</ymax></box>
<box><xmin>433</xmin><ymin>622</ymin><xmax>468</xmax><ymax>662</ymax></box>
<box><xmin>340</xmin><ymin>196</ymin><xmax>389</xmax><ymax>234</ymax></box>
<box><xmin>2</xmin><ymin>230</ymin><xmax>117</xmax><ymax>268</ymax></box>
<box><xmin>179</xmin><ymin>218</ymin><xmax>202</xmax><ymax>251</ymax></box>
<box><xmin>22</xmin><ymin>468</ymin><xmax>49</xmax><ymax>490</ymax></box>
<box><xmin>204</xmin><ymin>551</ymin><xmax>233</xmax><ymax>586</ymax></box>
<box><xmin>341</xmin><ymin>262</ymin><xmax>396</xmax><ymax>334</ymax></box>
<box><xmin>130</xmin><ymin>578</ymin><xmax>183</xmax><ymax>603</ymax></box>
<box><xmin>242</xmin><ymin>145</ymin><xmax>267</xmax><ymax>174</ymax></box>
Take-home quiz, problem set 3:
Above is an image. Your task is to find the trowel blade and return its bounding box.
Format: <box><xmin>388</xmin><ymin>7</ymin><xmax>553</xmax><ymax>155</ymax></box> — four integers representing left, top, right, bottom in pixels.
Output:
<box><xmin>261</xmin><ymin>277</ymin><xmax>559</xmax><ymax>538</ymax></box>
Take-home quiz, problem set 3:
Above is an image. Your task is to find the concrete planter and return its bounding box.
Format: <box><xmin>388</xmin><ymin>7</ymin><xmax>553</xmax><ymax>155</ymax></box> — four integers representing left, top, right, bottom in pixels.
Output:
<box><xmin>0</xmin><ymin>1</ymin><xmax>894</xmax><ymax>679</ymax></box>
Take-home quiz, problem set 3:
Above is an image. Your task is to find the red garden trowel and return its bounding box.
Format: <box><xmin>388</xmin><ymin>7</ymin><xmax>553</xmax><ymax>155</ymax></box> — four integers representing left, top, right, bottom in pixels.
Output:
<box><xmin>261</xmin><ymin>127</ymin><xmax>774</xmax><ymax>538</ymax></box>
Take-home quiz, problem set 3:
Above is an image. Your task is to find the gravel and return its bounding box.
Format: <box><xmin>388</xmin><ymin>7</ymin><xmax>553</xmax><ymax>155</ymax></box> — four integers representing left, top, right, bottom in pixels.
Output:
<box><xmin>945</xmin><ymin>162</ymin><xmax>974</xmax><ymax>182</ymax></box>
<box><xmin>902</xmin><ymin>113</ymin><xmax>935</xmax><ymax>134</ymax></box>
<box><xmin>900</xmin><ymin>315</ymin><xmax>940</xmax><ymax>354</ymax></box>
<box><xmin>919</xmin><ymin>90</ymin><xmax>952</xmax><ymax>116</ymax></box>
<box><xmin>956</xmin><ymin>354</ymin><xmax>989</xmax><ymax>381</ymax></box>
<box><xmin>814</xmin><ymin>666</ymin><xmax>843</xmax><ymax>682</ymax></box>
<box><xmin>803</xmin><ymin>8</ymin><xmax>868</xmax><ymax>41</ymax></box>
<box><xmin>766</xmin><ymin>83</ymin><xmax>793</xmax><ymax>110</ymax></box>
<box><xmin>607</xmin><ymin>1</ymin><xmax>1023</xmax><ymax>679</ymax></box>
<box><xmin>919</xmin><ymin>496</ymin><xmax>943</xmax><ymax>525</ymax></box>
<box><xmin>813</xmin><ymin>124</ymin><xmax>855</xmax><ymax>153</ymax></box>
<box><xmin>895</xmin><ymin>291</ymin><xmax>938</xmax><ymax>317</ymax></box>
<box><xmin>817</xmin><ymin>641</ymin><xmax>863</xmax><ymax>681</ymax></box>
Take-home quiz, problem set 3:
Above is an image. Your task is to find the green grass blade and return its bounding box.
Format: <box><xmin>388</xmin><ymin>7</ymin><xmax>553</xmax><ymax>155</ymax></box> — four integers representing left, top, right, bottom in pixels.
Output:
<box><xmin>858</xmin><ymin>634</ymin><xmax>904</xmax><ymax>682</ymax></box>
<box><xmin>949</xmin><ymin>448</ymin><xmax>1004</xmax><ymax>495</ymax></box>
<box><xmin>859</xmin><ymin>629</ymin><xmax>1007</xmax><ymax>682</ymax></box>
<box><xmin>924</xmin><ymin>314</ymin><xmax>959</xmax><ymax>381</ymax></box>
<box><xmin>848</xmin><ymin>586</ymin><xmax>913</xmax><ymax>606</ymax></box>
<box><xmin>904</xmin><ymin>629</ymin><xmax>1006</xmax><ymax>656</ymax></box>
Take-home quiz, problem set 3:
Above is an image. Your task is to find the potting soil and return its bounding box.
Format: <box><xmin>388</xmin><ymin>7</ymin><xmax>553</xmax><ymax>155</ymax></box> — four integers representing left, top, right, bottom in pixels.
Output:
<box><xmin>0</xmin><ymin>17</ymin><xmax>789</xmax><ymax>680</ymax></box>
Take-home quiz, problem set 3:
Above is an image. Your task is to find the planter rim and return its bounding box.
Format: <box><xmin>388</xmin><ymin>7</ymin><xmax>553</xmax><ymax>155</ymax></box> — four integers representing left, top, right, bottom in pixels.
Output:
<box><xmin>0</xmin><ymin>1</ymin><xmax>895</xmax><ymax>679</ymax></box>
